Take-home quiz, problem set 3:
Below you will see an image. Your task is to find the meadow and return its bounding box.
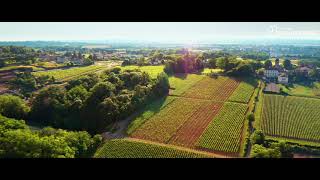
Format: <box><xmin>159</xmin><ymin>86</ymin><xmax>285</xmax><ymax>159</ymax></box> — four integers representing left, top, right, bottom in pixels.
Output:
<box><xmin>279</xmin><ymin>82</ymin><xmax>320</xmax><ymax>98</ymax></box>
<box><xmin>119</xmin><ymin>65</ymin><xmax>164</xmax><ymax>79</ymax></box>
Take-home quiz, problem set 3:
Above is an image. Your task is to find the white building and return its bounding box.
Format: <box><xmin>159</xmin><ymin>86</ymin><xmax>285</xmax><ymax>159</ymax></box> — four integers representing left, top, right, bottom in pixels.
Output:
<box><xmin>264</xmin><ymin>69</ymin><xmax>279</xmax><ymax>78</ymax></box>
<box><xmin>278</xmin><ymin>76</ymin><xmax>288</xmax><ymax>84</ymax></box>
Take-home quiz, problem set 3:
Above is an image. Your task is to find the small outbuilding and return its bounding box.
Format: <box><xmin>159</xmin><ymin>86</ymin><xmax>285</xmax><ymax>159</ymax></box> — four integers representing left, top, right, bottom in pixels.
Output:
<box><xmin>264</xmin><ymin>83</ymin><xmax>280</xmax><ymax>94</ymax></box>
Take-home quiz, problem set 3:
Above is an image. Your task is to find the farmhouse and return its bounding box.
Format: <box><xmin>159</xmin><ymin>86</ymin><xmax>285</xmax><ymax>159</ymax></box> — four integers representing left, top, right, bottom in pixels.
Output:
<box><xmin>56</xmin><ymin>56</ymin><xmax>68</xmax><ymax>63</ymax></box>
<box><xmin>278</xmin><ymin>74</ymin><xmax>288</xmax><ymax>84</ymax></box>
<box><xmin>264</xmin><ymin>83</ymin><xmax>280</xmax><ymax>94</ymax></box>
<box><xmin>264</xmin><ymin>69</ymin><xmax>279</xmax><ymax>78</ymax></box>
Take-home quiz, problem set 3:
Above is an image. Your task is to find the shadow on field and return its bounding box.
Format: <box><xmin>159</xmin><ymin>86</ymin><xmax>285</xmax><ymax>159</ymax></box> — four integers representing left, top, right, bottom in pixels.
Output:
<box><xmin>171</xmin><ymin>73</ymin><xmax>188</xmax><ymax>80</ymax></box>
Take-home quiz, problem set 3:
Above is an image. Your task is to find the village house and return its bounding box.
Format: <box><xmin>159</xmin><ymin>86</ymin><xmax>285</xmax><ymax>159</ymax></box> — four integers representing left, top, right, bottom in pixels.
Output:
<box><xmin>264</xmin><ymin>69</ymin><xmax>279</xmax><ymax>78</ymax></box>
<box><xmin>56</xmin><ymin>56</ymin><xmax>68</xmax><ymax>63</ymax></box>
<box><xmin>278</xmin><ymin>73</ymin><xmax>289</xmax><ymax>84</ymax></box>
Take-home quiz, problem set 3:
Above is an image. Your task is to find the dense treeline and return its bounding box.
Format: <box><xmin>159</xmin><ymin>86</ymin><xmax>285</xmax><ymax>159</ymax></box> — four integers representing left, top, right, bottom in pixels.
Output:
<box><xmin>10</xmin><ymin>72</ymin><xmax>55</xmax><ymax>97</ymax></box>
<box><xmin>0</xmin><ymin>115</ymin><xmax>102</xmax><ymax>158</ymax></box>
<box><xmin>164</xmin><ymin>53</ymin><xmax>204</xmax><ymax>74</ymax></box>
<box><xmin>28</xmin><ymin>68</ymin><xmax>170</xmax><ymax>134</ymax></box>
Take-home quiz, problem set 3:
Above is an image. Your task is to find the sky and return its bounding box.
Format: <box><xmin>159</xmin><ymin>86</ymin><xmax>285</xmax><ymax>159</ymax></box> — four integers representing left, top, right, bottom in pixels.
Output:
<box><xmin>1</xmin><ymin>22</ymin><xmax>320</xmax><ymax>43</ymax></box>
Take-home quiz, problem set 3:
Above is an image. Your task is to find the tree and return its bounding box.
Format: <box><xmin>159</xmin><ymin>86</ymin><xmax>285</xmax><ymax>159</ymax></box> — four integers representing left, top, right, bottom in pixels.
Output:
<box><xmin>247</xmin><ymin>113</ymin><xmax>255</xmax><ymax>122</ymax></box>
<box><xmin>0</xmin><ymin>94</ymin><xmax>30</xmax><ymax>119</ymax></box>
<box><xmin>251</xmin><ymin>130</ymin><xmax>265</xmax><ymax>145</ymax></box>
<box><xmin>153</xmin><ymin>72</ymin><xmax>170</xmax><ymax>96</ymax></box>
<box><xmin>264</xmin><ymin>60</ymin><xmax>273</xmax><ymax>70</ymax></box>
<box><xmin>283</xmin><ymin>59</ymin><xmax>293</xmax><ymax>70</ymax></box>
<box><xmin>250</xmin><ymin>144</ymin><xmax>281</xmax><ymax>158</ymax></box>
<box><xmin>208</xmin><ymin>58</ymin><xmax>217</xmax><ymax>68</ymax></box>
<box><xmin>216</xmin><ymin>57</ymin><xmax>229</xmax><ymax>70</ymax></box>
<box><xmin>30</xmin><ymin>86</ymin><xmax>67</xmax><ymax>126</ymax></box>
<box><xmin>164</xmin><ymin>60</ymin><xmax>175</xmax><ymax>75</ymax></box>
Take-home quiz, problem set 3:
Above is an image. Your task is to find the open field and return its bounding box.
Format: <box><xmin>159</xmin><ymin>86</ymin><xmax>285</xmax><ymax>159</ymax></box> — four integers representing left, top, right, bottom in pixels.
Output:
<box><xmin>32</xmin><ymin>61</ymin><xmax>118</xmax><ymax>82</ymax></box>
<box><xmin>181</xmin><ymin>76</ymin><xmax>240</xmax><ymax>101</ymax></box>
<box><xmin>201</xmin><ymin>68</ymin><xmax>223</xmax><ymax>74</ymax></box>
<box><xmin>279</xmin><ymin>82</ymin><xmax>320</xmax><ymax>98</ymax></box>
<box><xmin>168</xmin><ymin>74</ymin><xmax>205</xmax><ymax>96</ymax></box>
<box><xmin>119</xmin><ymin>65</ymin><xmax>164</xmax><ymax>79</ymax></box>
<box><xmin>94</xmin><ymin>138</ymin><xmax>216</xmax><ymax>158</ymax></box>
<box><xmin>197</xmin><ymin>102</ymin><xmax>248</xmax><ymax>153</ymax></box>
<box><xmin>261</xmin><ymin>94</ymin><xmax>320</xmax><ymax>142</ymax></box>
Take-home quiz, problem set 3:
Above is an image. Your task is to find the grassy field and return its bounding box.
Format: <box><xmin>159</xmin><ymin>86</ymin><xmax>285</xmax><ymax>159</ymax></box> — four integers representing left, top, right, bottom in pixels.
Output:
<box><xmin>119</xmin><ymin>65</ymin><xmax>164</xmax><ymax>79</ymax></box>
<box><xmin>94</xmin><ymin>138</ymin><xmax>215</xmax><ymax>158</ymax></box>
<box><xmin>279</xmin><ymin>82</ymin><xmax>320</xmax><ymax>98</ymax></box>
<box><xmin>261</xmin><ymin>94</ymin><xmax>320</xmax><ymax>142</ymax></box>
<box><xmin>168</xmin><ymin>74</ymin><xmax>205</xmax><ymax>96</ymax></box>
<box><xmin>197</xmin><ymin>102</ymin><xmax>248</xmax><ymax>153</ymax></box>
<box><xmin>201</xmin><ymin>68</ymin><xmax>224</xmax><ymax>74</ymax></box>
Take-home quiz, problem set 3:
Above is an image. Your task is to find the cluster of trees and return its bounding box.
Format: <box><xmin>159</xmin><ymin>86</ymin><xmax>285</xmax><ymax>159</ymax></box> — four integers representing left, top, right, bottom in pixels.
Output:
<box><xmin>250</xmin><ymin>130</ymin><xmax>294</xmax><ymax>158</ymax></box>
<box><xmin>206</xmin><ymin>56</ymin><xmax>262</xmax><ymax>77</ymax></box>
<box><xmin>164</xmin><ymin>53</ymin><xmax>204</xmax><ymax>74</ymax></box>
<box><xmin>0</xmin><ymin>114</ymin><xmax>102</xmax><ymax>158</ymax></box>
<box><xmin>10</xmin><ymin>72</ymin><xmax>55</xmax><ymax>97</ymax></box>
<box><xmin>0</xmin><ymin>46</ymin><xmax>38</xmax><ymax>67</ymax></box>
<box><xmin>28</xmin><ymin>68</ymin><xmax>170</xmax><ymax>134</ymax></box>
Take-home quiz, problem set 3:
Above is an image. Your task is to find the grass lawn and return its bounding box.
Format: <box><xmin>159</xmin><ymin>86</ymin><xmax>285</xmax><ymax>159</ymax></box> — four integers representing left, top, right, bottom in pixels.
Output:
<box><xmin>201</xmin><ymin>68</ymin><xmax>223</xmax><ymax>74</ymax></box>
<box><xmin>119</xmin><ymin>65</ymin><xmax>164</xmax><ymax>79</ymax></box>
<box><xmin>279</xmin><ymin>82</ymin><xmax>320</xmax><ymax>98</ymax></box>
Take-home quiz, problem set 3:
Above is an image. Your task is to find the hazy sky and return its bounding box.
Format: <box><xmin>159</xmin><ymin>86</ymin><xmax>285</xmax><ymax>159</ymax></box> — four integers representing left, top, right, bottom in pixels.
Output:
<box><xmin>1</xmin><ymin>22</ymin><xmax>320</xmax><ymax>42</ymax></box>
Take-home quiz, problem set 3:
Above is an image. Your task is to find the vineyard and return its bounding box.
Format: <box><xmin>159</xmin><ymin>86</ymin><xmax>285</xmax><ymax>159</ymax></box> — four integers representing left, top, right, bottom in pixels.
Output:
<box><xmin>181</xmin><ymin>76</ymin><xmax>240</xmax><ymax>101</ymax></box>
<box><xmin>126</xmin><ymin>96</ymin><xmax>177</xmax><ymax>135</ymax></box>
<box><xmin>94</xmin><ymin>138</ymin><xmax>215</xmax><ymax>158</ymax></box>
<box><xmin>32</xmin><ymin>61</ymin><xmax>117</xmax><ymax>82</ymax></box>
<box><xmin>228</xmin><ymin>78</ymin><xmax>258</xmax><ymax>103</ymax></box>
<box><xmin>168</xmin><ymin>101</ymin><xmax>223</xmax><ymax>148</ymax></box>
<box><xmin>168</xmin><ymin>74</ymin><xmax>205</xmax><ymax>96</ymax></box>
<box><xmin>261</xmin><ymin>94</ymin><xmax>320</xmax><ymax>142</ymax></box>
<box><xmin>131</xmin><ymin>97</ymin><xmax>205</xmax><ymax>143</ymax></box>
<box><xmin>197</xmin><ymin>102</ymin><xmax>248</xmax><ymax>153</ymax></box>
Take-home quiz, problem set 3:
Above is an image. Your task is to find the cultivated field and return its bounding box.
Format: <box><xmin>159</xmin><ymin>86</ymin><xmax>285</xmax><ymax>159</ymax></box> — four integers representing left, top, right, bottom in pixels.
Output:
<box><xmin>181</xmin><ymin>76</ymin><xmax>240</xmax><ymax>101</ymax></box>
<box><xmin>168</xmin><ymin>101</ymin><xmax>223</xmax><ymax>148</ymax></box>
<box><xmin>228</xmin><ymin>78</ymin><xmax>258</xmax><ymax>103</ymax></box>
<box><xmin>168</xmin><ymin>74</ymin><xmax>205</xmax><ymax>96</ymax></box>
<box><xmin>126</xmin><ymin>96</ymin><xmax>177</xmax><ymax>135</ymax></box>
<box><xmin>197</xmin><ymin>102</ymin><xmax>248</xmax><ymax>153</ymax></box>
<box><xmin>261</xmin><ymin>94</ymin><xmax>320</xmax><ymax>142</ymax></box>
<box><xmin>32</xmin><ymin>61</ymin><xmax>117</xmax><ymax>82</ymax></box>
<box><xmin>131</xmin><ymin>97</ymin><xmax>205</xmax><ymax>143</ymax></box>
<box><xmin>94</xmin><ymin>138</ymin><xmax>215</xmax><ymax>158</ymax></box>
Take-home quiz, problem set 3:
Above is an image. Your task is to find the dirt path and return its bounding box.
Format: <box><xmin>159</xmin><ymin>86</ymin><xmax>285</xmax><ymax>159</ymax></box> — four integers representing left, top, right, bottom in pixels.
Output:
<box><xmin>101</xmin><ymin>110</ymin><xmax>140</xmax><ymax>140</ymax></box>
